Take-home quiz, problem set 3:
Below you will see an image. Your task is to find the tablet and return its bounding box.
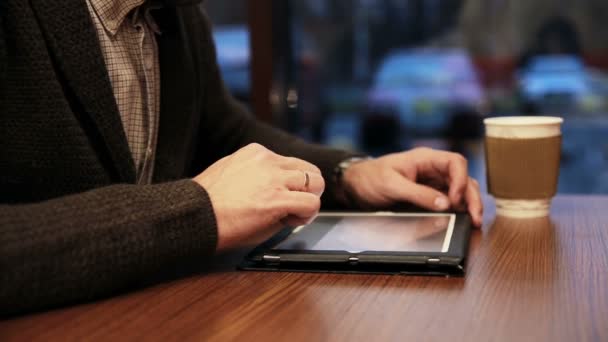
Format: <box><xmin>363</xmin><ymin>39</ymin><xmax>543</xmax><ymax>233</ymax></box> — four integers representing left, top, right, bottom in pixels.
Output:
<box><xmin>240</xmin><ymin>212</ymin><xmax>473</xmax><ymax>276</ymax></box>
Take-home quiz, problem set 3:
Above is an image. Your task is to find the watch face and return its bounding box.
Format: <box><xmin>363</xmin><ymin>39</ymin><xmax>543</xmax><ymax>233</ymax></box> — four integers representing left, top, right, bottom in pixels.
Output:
<box><xmin>339</xmin><ymin>160</ymin><xmax>351</xmax><ymax>169</ymax></box>
<box><xmin>335</xmin><ymin>157</ymin><xmax>370</xmax><ymax>182</ymax></box>
<box><xmin>340</xmin><ymin>157</ymin><xmax>369</xmax><ymax>170</ymax></box>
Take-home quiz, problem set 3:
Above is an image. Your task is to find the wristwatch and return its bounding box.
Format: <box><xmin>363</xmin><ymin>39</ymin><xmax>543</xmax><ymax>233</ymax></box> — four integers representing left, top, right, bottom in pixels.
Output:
<box><xmin>332</xmin><ymin>156</ymin><xmax>372</xmax><ymax>208</ymax></box>
<box><xmin>333</xmin><ymin>156</ymin><xmax>373</xmax><ymax>185</ymax></box>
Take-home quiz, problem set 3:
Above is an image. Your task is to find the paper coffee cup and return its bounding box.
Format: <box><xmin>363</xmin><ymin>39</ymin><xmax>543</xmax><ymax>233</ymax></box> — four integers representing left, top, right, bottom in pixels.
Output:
<box><xmin>484</xmin><ymin>116</ymin><xmax>563</xmax><ymax>218</ymax></box>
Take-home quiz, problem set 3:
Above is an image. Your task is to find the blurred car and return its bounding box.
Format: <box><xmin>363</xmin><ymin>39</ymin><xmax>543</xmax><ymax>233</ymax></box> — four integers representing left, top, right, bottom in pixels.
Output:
<box><xmin>212</xmin><ymin>26</ymin><xmax>251</xmax><ymax>102</ymax></box>
<box><xmin>518</xmin><ymin>55</ymin><xmax>608</xmax><ymax>115</ymax></box>
<box><xmin>365</xmin><ymin>49</ymin><xmax>485</xmax><ymax>136</ymax></box>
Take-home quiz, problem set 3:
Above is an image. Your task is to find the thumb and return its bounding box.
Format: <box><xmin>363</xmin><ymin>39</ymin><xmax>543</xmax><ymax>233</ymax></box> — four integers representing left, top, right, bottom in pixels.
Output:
<box><xmin>389</xmin><ymin>173</ymin><xmax>451</xmax><ymax>211</ymax></box>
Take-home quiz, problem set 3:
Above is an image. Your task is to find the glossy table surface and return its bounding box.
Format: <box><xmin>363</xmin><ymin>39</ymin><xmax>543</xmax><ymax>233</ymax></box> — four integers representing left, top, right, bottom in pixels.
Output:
<box><xmin>1</xmin><ymin>196</ymin><xmax>607</xmax><ymax>341</ymax></box>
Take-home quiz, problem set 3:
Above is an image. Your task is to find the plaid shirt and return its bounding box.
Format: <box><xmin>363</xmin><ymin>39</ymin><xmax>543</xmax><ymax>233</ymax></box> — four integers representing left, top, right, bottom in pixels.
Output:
<box><xmin>86</xmin><ymin>0</ymin><xmax>161</xmax><ymax>184</ymax></box>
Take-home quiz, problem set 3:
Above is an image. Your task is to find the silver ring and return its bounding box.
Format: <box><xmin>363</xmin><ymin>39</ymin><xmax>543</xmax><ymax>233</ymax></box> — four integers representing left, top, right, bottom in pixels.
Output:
<box><xmin>304</xmin><ymin>171</ymin><xmax>310</xmax><ymax>190</ymax></box>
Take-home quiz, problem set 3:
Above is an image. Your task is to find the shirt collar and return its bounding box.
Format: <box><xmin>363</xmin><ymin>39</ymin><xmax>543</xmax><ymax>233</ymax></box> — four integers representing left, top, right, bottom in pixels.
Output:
<box><xmin>88</xmin><ymin>0</ymin><xmax>146</xmax><ymax>36</ymax></box>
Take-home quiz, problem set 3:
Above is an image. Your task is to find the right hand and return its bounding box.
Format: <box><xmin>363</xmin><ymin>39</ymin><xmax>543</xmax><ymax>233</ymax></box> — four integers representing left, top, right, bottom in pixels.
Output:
<box><xmin>193</xmin><ymin>143</ymin><xmax>325</xmax><ymax>252</ymax></box>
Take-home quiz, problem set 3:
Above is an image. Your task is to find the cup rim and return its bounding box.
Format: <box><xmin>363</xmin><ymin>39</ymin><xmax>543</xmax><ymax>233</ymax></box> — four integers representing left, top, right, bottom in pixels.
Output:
<box><xmin>484</xmin><ymin>116</ymin><xmax>563</xmax><ymax>126</ymax></box>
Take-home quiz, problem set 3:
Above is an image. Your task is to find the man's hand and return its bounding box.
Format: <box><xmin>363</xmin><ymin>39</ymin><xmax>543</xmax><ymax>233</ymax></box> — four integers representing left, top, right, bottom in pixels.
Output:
<box><xmin>193</xmin><ymin>143</ymin><xmax>325</xmax><ymax>252</ymax></box>
<box><xmin>341</xmin><ymin>147</ymin><xmax>483</xmax><ymax>227</ymax></box>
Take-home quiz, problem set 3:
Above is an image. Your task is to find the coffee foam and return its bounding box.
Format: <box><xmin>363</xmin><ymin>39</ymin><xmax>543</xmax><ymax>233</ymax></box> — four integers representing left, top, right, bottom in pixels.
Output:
<box><xmin>484</xmin><ymin>116</ymin><xmax>563</xmax><ymax>139</ymax></box>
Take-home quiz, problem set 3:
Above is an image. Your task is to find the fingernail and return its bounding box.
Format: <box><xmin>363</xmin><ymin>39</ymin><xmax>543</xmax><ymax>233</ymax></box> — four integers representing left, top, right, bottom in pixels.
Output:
<box><xmin>306</xmin><ymin>214</ymin><xmax>318</xmax><ymax>225</ymax></box>
<box><xmin>434</xmin><ymin>197</ymin><xmax>450</xmax><ymax>210</ymax></box>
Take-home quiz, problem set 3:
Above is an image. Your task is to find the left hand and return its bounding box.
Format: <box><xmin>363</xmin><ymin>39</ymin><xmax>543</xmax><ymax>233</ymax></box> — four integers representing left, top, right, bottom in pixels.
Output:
<box><xmin>341</xmin><ymin>147</ymin><xmax>483</xmax><ymax>227</ymax></box>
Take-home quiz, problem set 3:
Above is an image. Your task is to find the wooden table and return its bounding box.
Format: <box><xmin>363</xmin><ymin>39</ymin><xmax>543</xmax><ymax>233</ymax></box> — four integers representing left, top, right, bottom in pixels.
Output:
<box><xmin>1</xmin><ymin>196</ymin><xmax>607</xmax><ymax>341</ymax></box>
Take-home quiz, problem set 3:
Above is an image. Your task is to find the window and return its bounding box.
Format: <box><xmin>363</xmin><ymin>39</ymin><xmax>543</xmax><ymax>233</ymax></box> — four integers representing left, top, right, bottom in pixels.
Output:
<box><xmin>278</xmin><ymin>0</ymin><xmax>608</xmax><ymax>194</ymax></box>
<box><xmin>204</xmin><ymin>0</ymin><xmax>251</xmax><ymax>104</ymax></box>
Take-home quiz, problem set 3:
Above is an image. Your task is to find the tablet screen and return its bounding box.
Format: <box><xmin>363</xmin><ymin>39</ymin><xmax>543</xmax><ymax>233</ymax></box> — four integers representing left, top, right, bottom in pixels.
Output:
<box><xmin>273</xmin><ymin>213</ymin><xmax>455</xmax><ymax>253</ymax></box>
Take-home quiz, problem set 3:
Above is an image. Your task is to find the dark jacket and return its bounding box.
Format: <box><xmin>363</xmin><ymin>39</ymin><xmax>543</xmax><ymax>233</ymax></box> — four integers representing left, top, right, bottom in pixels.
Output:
<box><xmin>0</xmin><ymin>0</ymin><xmax>354</xmax><ymax>315</ymax></box>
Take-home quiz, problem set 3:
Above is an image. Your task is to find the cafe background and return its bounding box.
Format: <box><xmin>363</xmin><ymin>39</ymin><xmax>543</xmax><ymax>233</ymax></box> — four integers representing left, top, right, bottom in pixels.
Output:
<box><xmin>204</xmin><ymin>0</ymin><xmax>608</xmax><ymax>194</ymax></box>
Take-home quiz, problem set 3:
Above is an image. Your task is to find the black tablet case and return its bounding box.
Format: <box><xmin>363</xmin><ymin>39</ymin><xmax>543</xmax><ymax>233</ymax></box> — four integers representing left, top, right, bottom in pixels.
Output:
<box><xmin>239</xmin><ymin>213</ymin><xmax>473</xmax><ymax>277</ymax></box>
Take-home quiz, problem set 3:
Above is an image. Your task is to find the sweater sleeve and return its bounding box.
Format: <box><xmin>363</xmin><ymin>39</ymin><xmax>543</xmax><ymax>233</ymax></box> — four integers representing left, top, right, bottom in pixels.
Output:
<box><xmin>194</xmin><ymin>9</ymin><xmax>360</xmax><ymax>209</ymax></box>
<box><xmin>0</xmin><ymin>180</ymin><xmax>218</xmax><ymax>316</ymax></box>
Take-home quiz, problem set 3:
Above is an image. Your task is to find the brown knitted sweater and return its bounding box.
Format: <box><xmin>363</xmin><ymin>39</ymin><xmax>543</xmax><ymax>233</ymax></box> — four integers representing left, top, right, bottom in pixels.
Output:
<box><xmin>0</xmin><ymin>0</ymin><xmax>355</xmax><ymax>315</ymax></box>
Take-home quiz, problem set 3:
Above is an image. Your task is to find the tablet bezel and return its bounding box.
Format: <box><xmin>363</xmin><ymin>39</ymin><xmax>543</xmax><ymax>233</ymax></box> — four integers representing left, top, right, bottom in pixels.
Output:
<box><xmin>242</xmin><ymin>212</ymin><xmax>472</xmax><ymax>275</ymax></box>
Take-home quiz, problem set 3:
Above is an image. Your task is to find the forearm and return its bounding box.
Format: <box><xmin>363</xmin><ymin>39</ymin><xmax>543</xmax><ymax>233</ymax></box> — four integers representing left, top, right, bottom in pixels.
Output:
<box><xmin>0</xmin><ymin>179</ymin><xmax>217</xmax><ymax>316</ymax></box>
<box><xmin>200</xmin><ymin>91</ymin><xmax>357</xmax><ymax>208</ymax></box>
<box><xmin>195</xmin><ymin>8</ymin><xmax>357</xmax><ymax>209</ymax></box>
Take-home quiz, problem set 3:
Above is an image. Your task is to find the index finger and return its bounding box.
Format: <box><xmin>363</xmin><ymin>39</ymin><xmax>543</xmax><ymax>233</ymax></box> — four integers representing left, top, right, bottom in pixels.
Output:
<box><xmin>430</xmin><ymin>152</ymin><xmax>468</xmax><ymax>206</ymax></box>
<box><xmin>466</xmin><ymin>179</ymin><xmax>483</xmax><ymax>227</ymax></box>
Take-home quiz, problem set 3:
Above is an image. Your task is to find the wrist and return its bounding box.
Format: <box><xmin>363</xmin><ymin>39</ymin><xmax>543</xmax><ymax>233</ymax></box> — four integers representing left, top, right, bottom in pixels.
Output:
<box><xmin>333</xmin><ymin>157</ymin><xmax>372</xmax><ymax>208</ymax></box>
